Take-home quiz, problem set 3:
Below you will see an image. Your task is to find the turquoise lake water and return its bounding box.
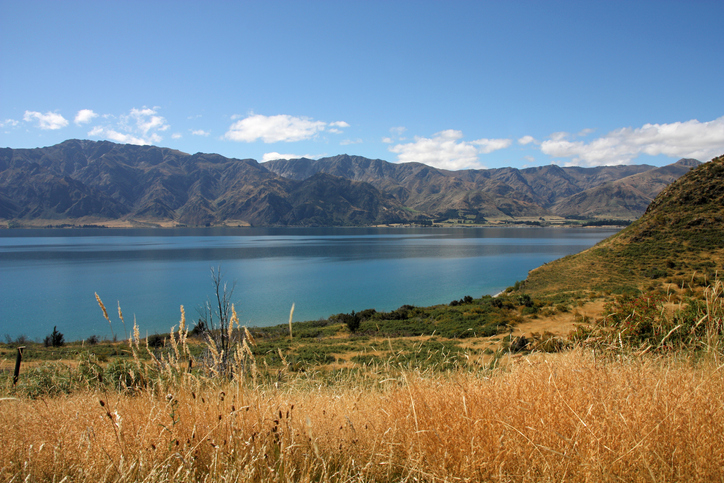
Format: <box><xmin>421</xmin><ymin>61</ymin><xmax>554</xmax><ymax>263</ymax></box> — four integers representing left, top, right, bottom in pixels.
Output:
<box><xmin>0</xmin><ymin>227</ymin><xmax>618</xmax><ymax>341</ymax></box>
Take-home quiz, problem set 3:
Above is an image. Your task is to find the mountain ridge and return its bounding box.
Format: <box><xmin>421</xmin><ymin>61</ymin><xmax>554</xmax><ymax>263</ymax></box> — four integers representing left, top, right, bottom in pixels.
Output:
<box><xmin>263</xmin><ymin>155</ymin><xmax>698</xmax><ymax>220</ymax></box>
<box><xmin>0</xmin><ymin>139</ymin><xmax>704</xmax><ymax>227</ymax></box>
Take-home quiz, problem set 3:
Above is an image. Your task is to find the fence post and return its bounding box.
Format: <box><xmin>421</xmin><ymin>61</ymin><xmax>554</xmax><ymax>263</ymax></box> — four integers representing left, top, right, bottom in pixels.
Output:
<box><xmin>13</xmin><ymin>346</ymin><xmax>25</xmax><ymax>386</ymax></box>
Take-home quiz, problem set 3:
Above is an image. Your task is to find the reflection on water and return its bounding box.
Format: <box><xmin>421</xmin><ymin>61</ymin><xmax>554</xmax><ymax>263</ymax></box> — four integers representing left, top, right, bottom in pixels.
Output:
<box><xmin>0</xmin><ymin>227</ymin><xmax>617</xmax><ymax>341</ymax></box>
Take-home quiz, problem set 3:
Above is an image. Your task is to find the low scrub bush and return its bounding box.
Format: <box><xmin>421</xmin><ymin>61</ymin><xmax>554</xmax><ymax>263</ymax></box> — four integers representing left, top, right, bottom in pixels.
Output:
<box><xmin>580</xmin><ymin>277</ymin><xmax>723</xmax><ymax>353</ymax></box>
<box><xmin>3</xmin><ymin>280</ymin><xmax>724</xmax><ymax>481</ymax></box>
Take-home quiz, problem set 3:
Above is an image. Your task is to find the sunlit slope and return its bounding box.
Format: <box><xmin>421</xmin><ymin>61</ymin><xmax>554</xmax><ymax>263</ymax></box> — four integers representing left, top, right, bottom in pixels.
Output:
<box><xmin>521</xmin><ymin>154</ymin><xmax>724</xmax><ymax>296</ymax></box>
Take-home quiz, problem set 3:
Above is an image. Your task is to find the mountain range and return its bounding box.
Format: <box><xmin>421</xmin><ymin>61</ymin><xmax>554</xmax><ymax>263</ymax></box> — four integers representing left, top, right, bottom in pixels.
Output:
<box><xmin>0</xmin><ymin>139</ymin><xmax>702</xmax><ymax>227</ymax></box>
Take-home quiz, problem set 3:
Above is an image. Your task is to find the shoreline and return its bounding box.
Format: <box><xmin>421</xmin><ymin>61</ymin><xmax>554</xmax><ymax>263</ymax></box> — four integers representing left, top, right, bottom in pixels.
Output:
<box><xmin>0</xmin><ymin>219</ymin><xmax>633</xmax><ymax>230</ymax></box>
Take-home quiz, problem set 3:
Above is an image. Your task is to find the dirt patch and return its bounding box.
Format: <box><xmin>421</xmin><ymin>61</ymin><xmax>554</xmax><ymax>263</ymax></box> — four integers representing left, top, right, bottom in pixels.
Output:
<box><xmin>513</xmin><ymin>300</ymin><xmax>607</xmax><ymax>338</ymax></box>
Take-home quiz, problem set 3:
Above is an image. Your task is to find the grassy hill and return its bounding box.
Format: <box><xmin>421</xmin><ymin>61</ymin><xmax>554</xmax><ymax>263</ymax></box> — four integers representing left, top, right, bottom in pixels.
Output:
<box><xmin>520</xmin><ymin>154</ymin><xmax>724</xmax><ymax>297</ymax></box>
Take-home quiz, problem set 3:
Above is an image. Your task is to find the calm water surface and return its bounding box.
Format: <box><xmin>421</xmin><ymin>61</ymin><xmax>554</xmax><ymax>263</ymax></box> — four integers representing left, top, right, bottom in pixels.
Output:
<box><xmin>0</xmin><ymin>227</ymin><xmax>618</xmax><ymax>341</ymax></box>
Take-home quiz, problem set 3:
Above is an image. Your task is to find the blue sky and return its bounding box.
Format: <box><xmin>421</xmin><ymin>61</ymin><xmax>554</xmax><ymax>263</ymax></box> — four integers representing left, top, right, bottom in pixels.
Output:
<box><xmin>2</xmin><ymin>1</ymin><xmax>723</xmax><ymax>170</ymax></box>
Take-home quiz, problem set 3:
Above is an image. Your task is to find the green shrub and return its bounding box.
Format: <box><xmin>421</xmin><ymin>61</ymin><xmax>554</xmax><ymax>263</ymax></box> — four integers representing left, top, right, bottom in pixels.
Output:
<box><xmin>521</xmin><ymin>306</ymin><xmax>539</xmax><ymax>316</ymax></box>
<box><xmin>147</xmin><ymin>334</ymin><xmax>165</xmax><ymax>348</ymax></box>
<box><xmin>553</xmin><ymin>304</ymin><xmax>568</xmax><ymax>314</ymax></box>
<box><xmin>18</xmin><ymin>362</ymin><xmax>74</xmax><ymax>398</ymax></box>
<box><xmin>104</xmin><ymin>359</ymin><xmax>146</xmax><ymax>392</ymax></box>
<box><xmin>77</xmin><ymin>351</ymin><xmax>105</xmax><ymax>387</ymax></box>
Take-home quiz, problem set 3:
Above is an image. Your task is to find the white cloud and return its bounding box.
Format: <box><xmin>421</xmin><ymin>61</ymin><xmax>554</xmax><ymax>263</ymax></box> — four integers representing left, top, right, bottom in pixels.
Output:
<box><xmin>87</xmin><ymin>107</ymin><xmax>169</xmax><ymax>145</ymax></box>
<box><xmin>23</xmin><ymin>110</ymin><xmax>68</xmax><ymax>130</ymax></box>
<box><xmin>340</xmin><ymin>138</ymin><xmax>362</xmax><ymax>145</ymax></box>
<box><xmin>385</xmin><ymin>126</ymin><xmax>408</xmax><ymax>143</ymax></box>
<box><xmin>126</xmin><ymin>107</ymin><xmax>169</xmax><ymax>134</ymax></box>
<box><xmin>549</xmin><ymin>131</ymin><xmax>569</xmax><ymax>142</ymax></box>
<box><xmin>262</xmin><ymin>152</ymin><xmax>314</xmax><ymax>162</ymax></box>
<box><xmin>327</xmin><ymin>121</ymin><xmax>350</xmax><ymax>134</ymax></box>
<box><xmin>389</xmin><ymin>130</ymin><xmax>512</xmax><ymax>170</ymax></box>
<box><xmin>472</xmin><ymin>138</ymin><xmax>513</xmax><ymax>154</ymax></box>
<box><xmin>191</xmin><ymin>129</ymin><xmax>210</xmax><ymax>136</ymax></box>
<box><xmin>541</xmin><ymin>116</ymin><xmax>724</xmax><ymax>166</ymax></box>
<box><xmin>1</xmin><ymin>119</ymin><xmax>19</xmax><ymax>128</ymax></box>
<box><xmin>89</xmin><ymin>125</ymin><xmax>156</xmax><ymax>145</ymax></box>
<box><xmin>172</xmin><ymin>133</ymin><xmax>182</xmax><ymax>139</ymax></box>
<box><xmin>225</xmin><ymin>114</ymin><xmax>332</xmax><ymax>143</ymax></box>
<box><xmin>74</xmin><ymin>109</ymin><xmax>98</xmax><ymax>125</ymax></box>
<box><xmin>518</xmin><ymin>135</ymin><xmax>537</xmax><ymax>145</ymax></box>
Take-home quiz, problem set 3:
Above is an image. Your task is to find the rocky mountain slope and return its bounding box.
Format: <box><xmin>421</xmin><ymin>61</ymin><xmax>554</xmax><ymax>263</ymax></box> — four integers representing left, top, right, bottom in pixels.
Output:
<box><xmin>264</xmin><ymin>155</ymin><xmax>698</xmax><ymax>219</ymax></box>
<box><xmin>0</xmin><ymin>140</ymin><xmax>410</xmax><ymax>226</ymax></box>
<box><xmin>0</xmin><ymin>139</ymin><xmax>703</xmax><ymax>226</ymax></box>
<box><xmin>550</xmin><ymin>159</ymin><xmax>701</xmax><ymax>218</ymax></box>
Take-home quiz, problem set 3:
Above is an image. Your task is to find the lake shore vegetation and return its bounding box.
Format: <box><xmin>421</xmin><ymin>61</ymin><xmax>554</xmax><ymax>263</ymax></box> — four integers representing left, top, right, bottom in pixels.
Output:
<box><xmin>1</xmin><ymin>273</ymin><xmax>722</xmax><ymax>482</ymax></box>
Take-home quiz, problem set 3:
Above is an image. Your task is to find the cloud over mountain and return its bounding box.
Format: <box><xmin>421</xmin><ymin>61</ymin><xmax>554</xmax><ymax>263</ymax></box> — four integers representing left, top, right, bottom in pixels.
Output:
<box><xmin>23</xmin><ymin>111</ymin><xmax>68</xmax><ymax>130</ymax></box>
<box><xmin>74</xmin><ymin>109</ymin><xmax>98</xmax><ymax>125</ymax></box>
<box><xmin>518</xmin><ymin>135</ymin><xmax>537</xmax><ymax>145</ymax></box>
<box><xmin>87</xmin><ymin>107</ymin><xmax>170</xmax><ymax>146</ymax></box>
<box><xmin>224</xmin><ymin>114</ymin><xmax>346</xmax><ymax>143</ymax></box>
<box><xmin>9</xmin><ymin>103</ymin><xmax>722</xmax><ymax>171</ymax></box>
<box><xmin>389</xmin><ymin>130</ymin><xmax>511</xmax><ymax>170</ymax></box>
<box><xmin>542</xmin><ymin>116</ymin><xmax>724</xmax><ymax>166</ymax></box>
<box><xmin>262</xmin><ymin>152</ymin><xmax>315</xmax><ymax>162</ymax></box>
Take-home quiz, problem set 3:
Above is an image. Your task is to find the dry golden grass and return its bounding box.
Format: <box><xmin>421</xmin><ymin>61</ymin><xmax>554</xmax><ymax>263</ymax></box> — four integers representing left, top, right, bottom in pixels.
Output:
<box><xmin>514</xmin><ymin>300</ymin><xmax>608</xmax><ymax>336</ymax></box>
<box><xmin>2</xmin><ymin>349</ymin><xmax>723</xmax><ymax>482</ymax></box>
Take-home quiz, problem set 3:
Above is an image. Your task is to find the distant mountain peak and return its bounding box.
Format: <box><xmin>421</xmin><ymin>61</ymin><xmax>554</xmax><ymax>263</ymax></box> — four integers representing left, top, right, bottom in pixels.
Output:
<box><xmin>672</xmin><ymin>158</ymin><xmax>701</xmax><ymax>167</ymax></box>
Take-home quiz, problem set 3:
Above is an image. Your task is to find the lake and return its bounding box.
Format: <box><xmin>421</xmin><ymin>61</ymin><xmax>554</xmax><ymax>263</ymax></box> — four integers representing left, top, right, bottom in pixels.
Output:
<box><xmin>0</xmin><ymin>226</ymin><xmax>618</xmax><ymax>342</ymax></box>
